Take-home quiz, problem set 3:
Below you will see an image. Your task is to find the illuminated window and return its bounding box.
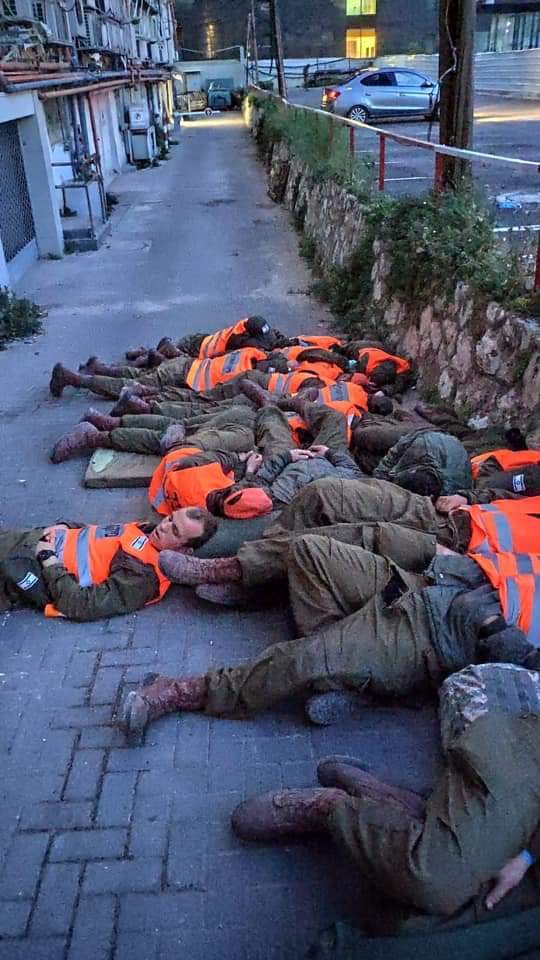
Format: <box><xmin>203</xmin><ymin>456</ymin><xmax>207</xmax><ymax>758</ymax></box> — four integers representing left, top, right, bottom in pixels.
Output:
<box><xmin>347</xmin><ymin>0</ymin><xmax>376</xmax><ymax>15</ymax></box>
<box><xmin>346</xmin><ymin>28</ymin><xmax>377</xmax><ymax>58</ymax></box>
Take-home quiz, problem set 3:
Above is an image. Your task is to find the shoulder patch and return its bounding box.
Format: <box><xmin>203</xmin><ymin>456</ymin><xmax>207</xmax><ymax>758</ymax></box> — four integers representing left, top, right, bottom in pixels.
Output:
<box><xmin>131</xmin><ymin>535</ymin><xmax>148</xmax><ymax>551</ymax></box>
<box><xmin>17</xmin><ymin>571</ymin><xmax>39</xmax><ymax>591</ymax></box>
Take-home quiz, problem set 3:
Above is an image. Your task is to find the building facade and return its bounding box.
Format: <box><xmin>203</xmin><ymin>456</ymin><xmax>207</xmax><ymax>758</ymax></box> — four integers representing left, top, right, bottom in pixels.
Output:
<box><xmin>476</xmin><ymin>1</ymin><xmax>540</xmax><ymax>51</ymax></box>
<box><xmin>0</xmin><ymin>0</ymin><xmax>177</xmax><ymax>287</ymax></box>
<box><xmin>345</xmin><ymin>0</ymin><xmax>438</xmax><ymax>59</ymax></box>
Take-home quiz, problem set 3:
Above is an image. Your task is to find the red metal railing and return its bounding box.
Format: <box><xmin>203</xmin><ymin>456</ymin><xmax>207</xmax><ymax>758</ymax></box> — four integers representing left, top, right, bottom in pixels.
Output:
<box><xmin>251</xmin><ymin>87</ymin><xmax>540</xmax><ymax>290</ymax></box>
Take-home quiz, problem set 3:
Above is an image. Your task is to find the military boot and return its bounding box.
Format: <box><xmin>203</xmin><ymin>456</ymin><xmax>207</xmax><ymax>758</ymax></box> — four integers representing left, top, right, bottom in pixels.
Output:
<box><xmin>317</xmin><ymin>756</ymin><xmax>426</xmax><ymax>819</ymax></box>
<box><xmin>50</xmin><ymin>422</ymin><xmax>108</xmax><ymax>463</ymax></box>
<box><xmin>49</xmin><ymin>363</ymin><xmax>82</xmax><ymax>397</ymax></box>
<box><xmin>231</xmin><ymin>788</ymin><xmax>347</xmax><ymax>841</ymax></box>
<box><xmin>158</xmin><ymin>552</ymin><xmax>242</xmax><ymax>586</ymax></box>
<box><xmin>118</xmin><ymin>673</ymin><xmax>208</xmax><ymax>736</ymax></box>
<box><xmin>81</xmin><ymin>408</ymin><xmax>121</xmax><ymax>431</ymax></box>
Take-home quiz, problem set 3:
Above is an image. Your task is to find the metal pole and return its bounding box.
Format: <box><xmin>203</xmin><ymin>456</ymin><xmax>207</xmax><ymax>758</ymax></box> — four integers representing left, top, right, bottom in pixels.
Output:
<box><xmin>269</xmin><ymin>0</ymin><xmax>287</xmax><ymax>99</ymax></box>
<box><xmin>251</xmin><ymin>0</ymin><xmax>260</xmax><ymax>85</ymax></box>
<box><xmin>535</xmin><ymin>233</ymin><xmax>540</xmax><ymax>292</ymax></box>
<box><xmin>378</xmin><ymin>134</ymin><xmax>386</xmax><ymax>192</ymax></box>
<box><xmin>245</xmin><ymin>12</ymin><xmax>252</xmax><ymax>88</ymax></box>
<box><xmin>349</xmin><ymin>125</ymin><xmax>355</xmax><ymax>158</ymax></box>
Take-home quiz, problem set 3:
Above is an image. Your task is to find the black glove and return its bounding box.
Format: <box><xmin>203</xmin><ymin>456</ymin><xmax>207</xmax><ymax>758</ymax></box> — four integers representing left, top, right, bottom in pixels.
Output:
<box><xmin>479</xmin><ymin>625</ymin><xmax>533</xmax><ymax>666</ymax></box>
<box><xmin>449</xmin><ymin>583</ymin><xmax>504</xmax><ymax>637</ymax></box>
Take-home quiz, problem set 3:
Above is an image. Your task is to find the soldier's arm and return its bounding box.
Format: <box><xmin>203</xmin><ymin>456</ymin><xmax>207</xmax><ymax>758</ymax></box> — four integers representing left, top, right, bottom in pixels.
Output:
<box><xmin>325</xmin><ymin>448</ymin><xmax>362</xmax><ymax>473</ymax></box>
<box><xmin>255</xmin><ymin>451</ymin><xmax>292</xmax><ymax>485</ymax></box>
<box><xmin>40</xmin><ymin>550</ymin><xmax>159</xmax><ymax>621</ymax></box>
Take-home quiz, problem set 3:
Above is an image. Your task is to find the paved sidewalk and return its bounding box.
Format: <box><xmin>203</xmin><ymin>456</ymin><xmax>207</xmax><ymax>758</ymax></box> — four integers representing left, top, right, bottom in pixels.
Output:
<box><xmin>0</xmin><ymin>115</ymin><xmax>440</xmax><ymax>960</ymax></box>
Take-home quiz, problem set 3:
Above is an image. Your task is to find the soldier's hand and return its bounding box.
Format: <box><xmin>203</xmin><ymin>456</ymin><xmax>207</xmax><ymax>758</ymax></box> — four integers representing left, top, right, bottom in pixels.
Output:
<box><xmin>436</xmin><ymin>494</ymin><xmax>468</xmax><ymax>514</ymax></box>
<box><xmin>309</xmin><ymin>445</ymin><xmax>329</xmax><ymax>457</ymax></box>
<box><xmin>246</xmin><ymin>452</ymin><xmax>263</xmax><ymax>474</ymax></box>
<box><xmin>42</xmin><ymin>523</ymin><xmax>68</xmax><ymax>544</ymax></box>
<box><xmin>290</xmin><ymin>449</ymin><xmax>315</xmax><ymax>462</ymax></box>
<box><xmin>486</xmin><ymin>853</ymin><xmax>531</xmax><ymax>910</ymax></box>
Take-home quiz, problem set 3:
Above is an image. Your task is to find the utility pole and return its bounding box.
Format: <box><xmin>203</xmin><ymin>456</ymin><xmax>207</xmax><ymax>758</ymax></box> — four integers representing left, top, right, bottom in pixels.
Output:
<box><xmin>269</xmin><ymin>0</ymin><xmax>287</xmax><ymax>99</ymax></box>
<box><xmin>438</xmin><ymin>0</ymin><xmax>475</xmax><ymax>188</ymax></box>
<box><xmin>250</xmin><ymin>0</ymin><xmax>260</xmax><ymax>85</ymax></box>
<box><xmin>245</xmin><ymin>11</ymin><xmax>252</xmax><ymax>87</ymax></box>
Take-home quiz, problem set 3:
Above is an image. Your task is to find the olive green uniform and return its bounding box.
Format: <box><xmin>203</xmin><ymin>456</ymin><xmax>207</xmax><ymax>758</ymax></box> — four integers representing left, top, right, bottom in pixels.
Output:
<box><xmin>0</xmin><ymin>526</ymin><xmax>159</xmax><ymax>620</ymax></box>
<box><xmin>108</xmin><ymin>406</ymin><xmax>258</xmax><ymax>456</ymax></box>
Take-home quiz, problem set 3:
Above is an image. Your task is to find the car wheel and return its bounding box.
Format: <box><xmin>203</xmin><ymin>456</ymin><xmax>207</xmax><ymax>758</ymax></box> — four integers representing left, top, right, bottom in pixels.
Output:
<box><xmin>347</xmin><ymin>105</ymin><xmax>369</xmax><ymax>124</ymax></box>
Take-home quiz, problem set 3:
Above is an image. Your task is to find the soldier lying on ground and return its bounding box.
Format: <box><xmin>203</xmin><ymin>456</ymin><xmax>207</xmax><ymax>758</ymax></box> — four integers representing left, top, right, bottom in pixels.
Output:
<box><xmin>118</xmin><ymin>526</ymin><xmax>540</xmax><ymax>735</ymax></box>
<box><xmin>0</xmin><ymin>508</ymin><xmax>216</xmax><ymax>621</ymax></box>
<box><xmin>229</xmin><ymin>663</ymin><xmax>540</xmax><ymax>921</ymax></box>
<box><xmin>155</xmin><ymin>477</ymin><xmax>540</xmax><ymax>609</ymax></box>
<box><xmin>49</xmin><ymin>346</ymin><xmax>286</xmax><ymax>400</ymax></box>
<box><xmin>125</xmin><ymin>316</ymin><xmax>283</xmax><ymax>364</ymax></box>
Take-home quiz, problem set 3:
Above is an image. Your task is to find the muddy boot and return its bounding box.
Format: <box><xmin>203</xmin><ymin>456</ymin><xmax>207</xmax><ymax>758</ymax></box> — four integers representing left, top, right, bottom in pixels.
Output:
<box><xmin>159</xmin><ymin>552</ymin><xmax>242</xmax><ymax>586</ymax></box>
<box><xmin>317</xmin><ymin>757</ymin><xmax>426</xmax><ymax>819</ymax></box>
<box><xmin>110</xmin><ymin>387</ymin><xmax>153</xmax><ymax>416</ymax></box>
<box><xmin>49</xmin><ymin>363</ymin><xmax>82</xmax><ymax>398</ymax></box>
<box><xmin>50</xmin><ymin>422</ymin><xmax>108</xmax><ymax>463</ymax></box>
<box><xmin>118</xmin><ymin>674</ymin><xmax>208</xmax><ymax>737</ymax></box>
<box><xmin>130</xmin><ymin>353</ymin><xmax>152</xmax><ymax>368</ymax></box>
<box><xmin>157</xmin><ymin>338</ymin><xmax>182</xmax><ymax>359</ymax></box>
<box><xmin>305</xmin><ymin>691</ymin><xmax>371</xmax><ymax>727</ymax></box>
<box><xmin>160</xmin><ymin>422</ymin><xmax>186</xmax><ymax>453</ymax></box>
<box><xmin>125</xmin><ymin>345</ymin><xmax>148</xmax><ymax>361</ymax></box>
<box><xmin>239</xmin><ymin>379</ymin><xmax>277</xmax><ymax>408</ymax></box>
<box><xmin>82</xmin><ymin>357</ymin><xmax>126</xmax><ymax>376</ymax></box>
<box><xmin>81</xmin><ymin>408</ymin><xmax>121</xmax><ymax>431</ymax></box>
<box><xmin>195</xmin><ymin>582</ymin><xmax>256</xmax><ymax>607</ymax></box>
<box><xmin>231</xmin><ymin>788</ymin><xmax>347</xmax><ymax>841</ymax></box>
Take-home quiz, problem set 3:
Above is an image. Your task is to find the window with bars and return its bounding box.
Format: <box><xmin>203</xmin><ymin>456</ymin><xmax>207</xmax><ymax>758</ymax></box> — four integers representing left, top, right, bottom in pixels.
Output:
<box><xmin>1</xmin><ymin>0</ymin><xmax>17</xmax><ymax>16</ymax></box>
<box><xmin>32</xmin><ymin>0</ymin><xmax>47</xmax><ymax>21</ymax></box>
<box><xmin>346</xmin><ymin>0</ymin><xmax>376</xmax><ymax>15</ymax></box>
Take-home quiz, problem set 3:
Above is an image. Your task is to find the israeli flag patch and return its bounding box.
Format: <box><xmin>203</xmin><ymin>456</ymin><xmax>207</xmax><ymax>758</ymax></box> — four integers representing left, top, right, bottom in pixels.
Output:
<box><xmin>131</xmin><ymin>535</ymin><xmax>148</xmax><ymax>551</ymax></box>
<box><xmin>17</xmin><ymin>571</ymin><xmax>39</xmax><ymax>591</ymax></box>
<box><xmin>513</xmin><ymin>473</ymin><xmax>526</xmax><ymax>493</ymax></box>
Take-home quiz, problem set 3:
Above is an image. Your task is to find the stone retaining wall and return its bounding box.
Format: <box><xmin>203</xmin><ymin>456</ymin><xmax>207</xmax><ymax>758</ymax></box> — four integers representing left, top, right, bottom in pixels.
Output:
<box><xmin>245</xmin><ymin>97</ymin><xmax>540</xmax><ymax>439</ymax></box>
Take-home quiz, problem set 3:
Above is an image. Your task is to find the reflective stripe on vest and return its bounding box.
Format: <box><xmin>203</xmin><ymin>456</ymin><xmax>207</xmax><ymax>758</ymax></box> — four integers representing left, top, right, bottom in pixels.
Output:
<box><xmin>161</xmin><ymin>461</ymin><xmax>234</xmax><ymax>512</ymax></box>
<box><xmin>358</xmin><ymin>347</ymin><xmax>411</xmax><ymax>376</ymax></box>
<box><xmin>267</xmin><ymin>371</ymin><xmax>318</xmax><ymax>395</ymax></box>
<box><xmin>44</xmin><ymin>522</ymin><xmax>171</xmax><ymax>617</ymax></box>
<box><xmin>199</xmin><ymin>319</ymin><xmax>250</xmax><ymax>359</ymax></box>
<box><xmin>148</xmin><ymin>446</ymin><xmax>201</xmax><ymax>513</ymax></box>
<box><xmin>316</xmin><ymin>382</ymin><xmax>369</xmax><ymax>414</ymax></box>
<box><xmin>187</xmin><ymin>348</ymin><xmax>266</xmax><ymax>391</ymax></box>
<box><xmin>296</xmin><ymin>361</ymin><xmax>342</xmax><ymax>382</ymax></box>
<box><xmin>471</xmin><ymin>449</ymin><xmax>540</xmax><ymax>480</ymax></box>
<box><xmin>465</xmin><ymin>498</ymin><xmax>540</xmax><ymax>646</ymax></box>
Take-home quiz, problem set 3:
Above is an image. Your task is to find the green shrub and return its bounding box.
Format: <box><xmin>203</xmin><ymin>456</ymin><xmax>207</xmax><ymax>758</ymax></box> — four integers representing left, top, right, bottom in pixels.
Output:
<box><xmin>0</xmin><ymin>288</ymin><xmax>42</xmax><ymax>349</ymax></box>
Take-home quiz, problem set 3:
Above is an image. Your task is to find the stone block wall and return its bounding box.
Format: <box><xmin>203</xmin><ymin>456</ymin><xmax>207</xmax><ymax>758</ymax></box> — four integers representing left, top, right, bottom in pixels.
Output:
<box><xmin>245</xmin><ymin>97</ymin><xmax>540</xmax><ymax>438</ymax></box>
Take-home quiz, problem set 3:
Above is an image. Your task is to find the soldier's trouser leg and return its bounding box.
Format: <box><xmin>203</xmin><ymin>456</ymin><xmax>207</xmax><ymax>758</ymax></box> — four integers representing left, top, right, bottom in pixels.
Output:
<box><xmin>352</xmin><ymin>422</ymin><xmax>417</xmax><ymax>469</ymax></box>
<box><xmin>175</xmin><ymin>333</ymin><xmax>206</xmax><ymax>357</ymax></box>
<box><xmin>185</xmin><ymin>406</ymin><xmax>256</xmax><ymax>434</ymax></box>
<box><xmin>204</xmin><ymin>591</ymin><xmax>434</xmax><ymax>717</ymax></box>
<box><xmin>194</xmin><ymin>369</ymin><xmax>270</xmax><ymax>401</ymax></box>
<box><xmin>238</xmin><ymin>521</ymin><xmax>436</xmax><ymax>590</ymax></box>
<box><xmin>287</xmin><ymin>535</ymin><xmax>394</xmax><ymax>635</ymax></box>
<box><xmin>120</xmin><ymin>415</ymin><xmax>176</xmax><ymax>431</ymax></box>
<box><xmin>329</xmin><ymin>713</ymin><xmax>540</xmax><ymax>916</ymax></box>
<box><xmin>303</xmin><ymin>404</ymin><xmax>348</xmax><ymax>450</ymax></box>
<box><xmin>152</xmin><ymin>357</ymin><xmax>193</xmax><ymax>389</ymax></box>
<box><xmin>273</xmin><ymin>478</ymin><xmax>438</xmax><ymax>535</ymax></box>
<box><xmin>109</xmin><ymin>428</ymin><xmax>162</xmax><ymax>455</ymax></box>
<box><xmin>256</xmin><ymin>407</ymin><xmax>294</xmax><ymax>457</ymax></box>
<box><xmin>187</xmin><ymin>422</ymin><xmax>256</xmax><ymax>454</ymax></box>
<box><xmin>79</xmin><ymin>374</ymin><xmax>145</xmax><ymax>399</ymax></box>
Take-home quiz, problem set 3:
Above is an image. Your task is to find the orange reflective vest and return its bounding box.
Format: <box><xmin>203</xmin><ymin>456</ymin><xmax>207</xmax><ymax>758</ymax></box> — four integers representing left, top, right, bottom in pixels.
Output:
<box><xmin>267</xmin><ymin>370</ymin><xmax>321</xmax><ymax>395</ymax></box>
<box><xmin>44</xmin><ymin>522</ymin><xmax>171</xmax><ymax>617</ymax></box>
<box><xmin>465</xmin><ymin>497</ymin><xmax>540</xmax><ymax>645</ymax></box>
<box><xmin>148</xmin><ymin>447</ymin><xmax>234</xmax><ymax>515</ymax></box>
<box><xmin>357</xmin><ymin>347</ymin><xmax>411</xmax><ymax>376</ymax></box>
<box><xmin>199</xmin><ymin>319</ymin><xmax>252</xmax><ymax>359</ymax></box>
<box><xmin>316</xmin><ymin>381</ymin><xmax>369</xmax><ymax>416</ymax></box>
<box><xmin>296</xmin><ymin>360</ymin><xmax>343</xmax><ymax>383</ymax></box>
<box><xmin>284</xmin><ymin>411</ymin><xmax>307</xmax><ymax>447</ymax></box>
<box><xmin>296</xmin><ymin>335</ymin><xmax>342</xmax><ymax>350</ymax></box>
<box><xmin>186</xmin><ymin>348</ymin><xmax>267</xmax><ymax>391</ymax></box>
<box><xmin>471</xmin><ymin>448</ymin><xmax>540</xmax><ymax>480</ymax></box>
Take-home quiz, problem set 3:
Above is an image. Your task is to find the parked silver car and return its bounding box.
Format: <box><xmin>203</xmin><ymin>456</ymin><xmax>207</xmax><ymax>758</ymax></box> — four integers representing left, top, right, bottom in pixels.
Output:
<box><xmin>321</xmin><ymin>67</ymin><xmax>438</xmax><ymax>123</ymax></box>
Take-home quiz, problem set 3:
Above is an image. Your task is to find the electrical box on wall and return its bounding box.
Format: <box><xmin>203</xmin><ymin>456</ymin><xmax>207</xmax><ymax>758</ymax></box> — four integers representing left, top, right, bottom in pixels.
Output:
<box><xmin>130</xmin><ymin>126</ymin><xmax>157</xmax><ymax>161</ymax></box>
<box><xmin>128</xmin><ymin>104</ymin><xmax>151</xmax><ymax>131</ymax></box>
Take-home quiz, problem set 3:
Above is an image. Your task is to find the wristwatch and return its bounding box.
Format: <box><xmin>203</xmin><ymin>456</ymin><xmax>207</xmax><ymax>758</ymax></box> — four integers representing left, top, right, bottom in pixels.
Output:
<box><xmin>37</xmin><ymin>550</ymin><xmax>56</xmax><ymax>564</ymax></box>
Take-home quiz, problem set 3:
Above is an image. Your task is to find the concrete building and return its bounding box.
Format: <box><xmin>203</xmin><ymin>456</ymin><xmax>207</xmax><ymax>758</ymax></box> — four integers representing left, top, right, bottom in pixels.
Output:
<box><xmin>0</xmin><ymin>0</ymin><xmax>177</xmax><ymax>288</ymax></box>
<box><xmin>476</xmin><ymin>1</ymin><xmax>540</xmax><ymax>52</ymax></box>
<box><xmin>345</xmin><ymin>0</ymin><xmax>438</xmax><ymax>59</ymax></box>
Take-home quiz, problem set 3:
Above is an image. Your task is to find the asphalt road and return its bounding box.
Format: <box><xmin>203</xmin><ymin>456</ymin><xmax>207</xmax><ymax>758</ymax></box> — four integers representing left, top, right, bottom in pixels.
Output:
<box><xmin>288</xmin><ymin>89</ymin><xmax>540</xmax><ymax>222</ymax></box>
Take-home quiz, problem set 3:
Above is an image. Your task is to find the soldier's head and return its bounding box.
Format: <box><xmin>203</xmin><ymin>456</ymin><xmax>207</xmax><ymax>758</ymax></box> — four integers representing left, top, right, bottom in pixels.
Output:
<box><xmin>396</xmin><ymin>468</ymin><xmax>442</xmax><ymax>499</ymax></box>
<box><xmin>150</xmin><ymin>507</ymin><xmax>218</xmax><ymax>551</ymax></box>
<box><xmin>367</xmin><ymin>393</ymin><xmax>393</xmax><ymax>416</ymax></box>
<box><xmin>246</xmin><ymin>315</ymin><xmax>271</xmax><ymax>337</ymax></box>
<box><xmin>221</xmin><ymin>486</ymin><xmax>273</xmax><ymax>520</ymax></box>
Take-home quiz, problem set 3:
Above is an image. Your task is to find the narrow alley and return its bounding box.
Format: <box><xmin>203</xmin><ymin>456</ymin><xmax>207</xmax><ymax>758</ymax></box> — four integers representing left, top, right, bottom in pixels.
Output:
<box><xmin>0</xmin><ymin>115</ymin><xmax>440</xmax><ymax>960</ymax></box>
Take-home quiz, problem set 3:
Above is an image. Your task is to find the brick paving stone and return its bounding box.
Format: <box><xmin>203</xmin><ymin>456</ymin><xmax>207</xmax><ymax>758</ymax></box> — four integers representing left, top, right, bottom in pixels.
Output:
<box><xmin>0</xmin><ymin>833</ymin><xmax>49</xmax><ymax>899</ymax></box>
<box><xmin>83</xmin><ymin>858</ymin><xmax>162</xmax><ymax>895</ymax></box>
<box><xmin>30</xmin><ymin>862</ymin><xmax>81</xmax><ymax>936</ymax></box>
<box><xmin>115</xmin><ymin>930</ymin><xmax>160</xmax><ymax>960</ymax></box>
<box><xmin>96</xmin><ymin>771</ymin><xmax>137</xmax><ymax>827</ymax></box>
<box><xmin>63</xmin><ymin>652</ymin><xmax>99</xmax><ymax>688</ymax></box>
<box><xmin>118</xmin><ymin>891</ymin><xmax>205</xmax><ymax>932</ymax></box>
<box><xmin>19</xmin><ymin>801</ymin><xmax>94</xmax><ymax>831</ymax></box>
<box><xmin>67</xmin><ymin>895</ymin><xmax>116</xmax><ymax>960</ymax></box>
<box><xmin>0</xmin><ymin>939</ymin><xmax>66</xmax><ymax>960</ymax></box>
<box><xmin>0</xmin><ymin>899</ymin><xmax>31</xmax><ymax>937</ymax></box>
<box><xmin>64</xmin><ymin>749</ymin><xmax>105</xmax><ymax>801</ymax></box>
<box><xmin>91</xmin><ymin>667</ymin><xmax>124</xmax><ymax>705</ymax></box>
<box><xmin>107</xmin><ymin>743</ymin><xmax>175</xmax><ymax>773</ymax></box>
<box><xmin>49</xmin><ymin>828</ymin><xmax>128</xmax><ymax>862</ymax></box>
<box><xmin>79</xmin><ymin>727</ymin><xmax>121</xmax><ymax>749</ymax></box>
